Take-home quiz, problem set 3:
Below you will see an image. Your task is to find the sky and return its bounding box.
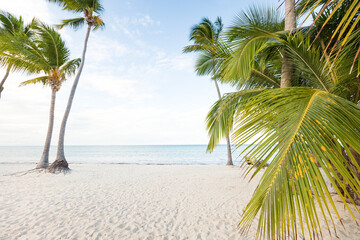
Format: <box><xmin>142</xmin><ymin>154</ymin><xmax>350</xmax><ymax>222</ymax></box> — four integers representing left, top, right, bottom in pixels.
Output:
<box><xmin>0</xmin><ymin>0</ymin><xmax>279</xmax><ymax>146</ymax></box>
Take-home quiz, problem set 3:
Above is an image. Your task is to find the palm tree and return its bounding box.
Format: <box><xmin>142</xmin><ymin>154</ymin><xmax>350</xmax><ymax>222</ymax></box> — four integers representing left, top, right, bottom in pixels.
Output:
<box><xmin>1</xmin><ymin>22</ymin><xmax>80</xmax><ymax>169</ymax></box>
<box><xmin>0</xmin><ymin>12</ymin><xmax>35</xmax><ymax>99</ymax></box>
<box><xmin>184</xmin><ymin>17</ymin><xmax>233</xmax><ymax>165</ymax></box>
<box><xmin>205</xmin><ymin>6</ymin><xmax>360</xmax><ymax>239</ymax></box>
<box><xmin>46</xmin><ymin>0</ymin><xmax>104</xmax><ymax>173</ymax></box>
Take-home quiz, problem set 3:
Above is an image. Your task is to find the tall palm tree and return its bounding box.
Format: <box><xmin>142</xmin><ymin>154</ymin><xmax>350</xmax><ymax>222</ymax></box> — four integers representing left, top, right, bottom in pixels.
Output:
<box><xmin>184</xmin><ymin>17</ymin><xmax>233</xmax><ymax>165</ymax></box>
<box><xmin>201</xmin><ymin>5</ymin><xmax>360</xmax><ymax>239</ymax></box>
<box><xmin>1</xmin><ymin>22</ymin><xmax>80</xmax><ymax>169</ymax></box>
<box><xmin>205</xmin><ymin>6</ymin><xmax>360</xmax><ymax>239</ymax></box>
<box><xmin>47</xmin><ymin>0</ymin><xmax>104</xmax><ymax>172</ymax></box>
<box><xmin>0</xmin><ymin>12</ymin><xmax>35</xmax><ymax>99</ymax></box>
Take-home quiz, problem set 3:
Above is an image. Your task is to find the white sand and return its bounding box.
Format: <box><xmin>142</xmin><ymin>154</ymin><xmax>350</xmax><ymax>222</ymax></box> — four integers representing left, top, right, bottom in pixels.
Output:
<box><xmin>0</xmin><ymin>164</ymin><xmax>359</xmax><ymax>240</ymax></box>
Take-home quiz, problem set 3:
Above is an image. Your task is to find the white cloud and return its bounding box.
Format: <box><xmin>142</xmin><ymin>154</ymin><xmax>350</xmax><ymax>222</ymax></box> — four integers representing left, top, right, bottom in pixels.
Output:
<box><xmin>146</xmin><ymin>54</ymin><xmax>195</xmax><ymax>74</ymax></box>
<box><xmin>86</xmin><ymin>34</ymin><xmax>128</xmax><ymax>62</ymax></box>
<box><xmin>110</xmin><ymin>14</ymin><xmax>160</xmax><ymax>38</ymax></box>
<box><xmin>1</xmin><ymin>0</ymin><xmax>52</xmax><ymax>23</ymax></box>
<box><xmin>84</xmin><ymin>73</ymin><xmax>137</xmax><ymax>99</ymax></box>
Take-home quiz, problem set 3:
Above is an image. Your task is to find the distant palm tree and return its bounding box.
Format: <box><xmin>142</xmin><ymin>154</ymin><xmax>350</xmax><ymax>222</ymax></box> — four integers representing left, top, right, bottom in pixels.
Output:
<box><xmin>184</xmin><ymin>17</ymin><xmax>233</xmax><ymax>165</ymax></box>
<box><xmin>0</xmin><ymin>12</ymin><xmax>35</xmax><ymax>99</ymax></box>
<box><xmin>47</xmin><ymin>0</ymin><xmax>104</xmax><ymax>172</ymax></box>
<box><xmin>2</xmin><ymin>22</ymin><xmax>80</xmax><ymax>169</ymax></box>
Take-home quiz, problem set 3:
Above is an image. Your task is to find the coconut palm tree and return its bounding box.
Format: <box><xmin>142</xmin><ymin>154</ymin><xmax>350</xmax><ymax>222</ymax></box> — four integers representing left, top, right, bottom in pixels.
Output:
<box><xmin>0</xmin><ymin>11</ymin><xmax>35</xmax><ymax>99</ymax></box>
<box><xmin>205</xmin><ymin>6</ymin><xmax>360</xmax><ymax>239</ymax></box>
<box><xmin>184</xmin><ymin>17</ymin><xmax>233</xmax><ymax>165</ymax></box>
<box><xmin>46</xmin><ymin>0</ymin><xmax>104</xmax><ymax>172</ymax></box>
<box><xmin>1</xmin><ymin>22</ymin><xmax>80</xmax><ymax>169</ymax></box>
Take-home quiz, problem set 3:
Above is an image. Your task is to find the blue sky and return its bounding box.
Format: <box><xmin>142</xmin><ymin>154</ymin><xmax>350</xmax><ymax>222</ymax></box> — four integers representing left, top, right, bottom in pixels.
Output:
<box><xmin>0</xmin><ymin>0</ymin><xmax>279</xmax><ymax>145</ymax></box>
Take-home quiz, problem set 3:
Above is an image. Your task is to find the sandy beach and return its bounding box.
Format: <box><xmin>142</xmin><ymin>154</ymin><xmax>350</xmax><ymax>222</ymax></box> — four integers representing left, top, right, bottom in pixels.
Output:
<box><xmin>0</xmin><ymin>164</ymin><xmax>360</xmax><ymax>240</ymax></box>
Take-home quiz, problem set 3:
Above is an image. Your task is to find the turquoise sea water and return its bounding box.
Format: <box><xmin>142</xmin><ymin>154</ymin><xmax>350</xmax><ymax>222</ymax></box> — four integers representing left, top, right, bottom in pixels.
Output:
<box><xmin>0</xmin><ymin>145</ymin><xmax>247</xmax><ymax>165</ymax></box>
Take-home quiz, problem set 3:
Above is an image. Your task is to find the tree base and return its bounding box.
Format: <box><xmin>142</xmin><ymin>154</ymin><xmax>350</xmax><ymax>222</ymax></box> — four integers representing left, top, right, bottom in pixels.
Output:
<box><xmin>47</xmin><ymin>159</ymin><xmax>70</xmax><ymax>174</ymax></box>
<box><xmin>36</xmin><ymin>162</ymin><xmax>49</xmax><ymax>169</ymax></box>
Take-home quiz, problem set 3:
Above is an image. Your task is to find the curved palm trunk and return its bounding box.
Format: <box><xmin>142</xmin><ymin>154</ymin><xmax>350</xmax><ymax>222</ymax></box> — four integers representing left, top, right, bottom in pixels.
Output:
<box><xmin>37</xmin><ymin>88</ymin><xmax>56</xmax><ymax>169</ymax></box>
<box><xmin>0</xmin><ymin>67</ymin><xmax>10</xmax><ymax>99</ymax></box>
<box><xmin>281</xmin><ymin>0</ymin><xmax>296</xmax><ymax>88</ymax></box>
<box><xmin>48</xmin><ymin>25</ymin><xmax>92</xmax><ymax>173</ymax></box>
<box><xmin>214</xmin><ymin>79</ymin><xmax>233</xmax><ymax>166</ymax></box>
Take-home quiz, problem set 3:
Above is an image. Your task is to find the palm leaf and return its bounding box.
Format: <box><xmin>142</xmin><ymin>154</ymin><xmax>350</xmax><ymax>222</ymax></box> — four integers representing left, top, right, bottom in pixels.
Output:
<box><xmin>20</xmin><ymin>76</ymin><xmax>48</xmax><ymax>86</ymax></box>
<box><xmin>57</xmin><ymin>17</ymin><xmax>85</xmax><ymax>30</ymax></box>
<box><xmin>59</xmin><ymin>58</ymin><xmax>81</xmax><ymax>77</ymax></box>
<box><xmin>234</xmin><ymin>87</ymin><xmax>360</xmax><ymax>239</ymax></box>
<box><xmin>206</xmin><ymin>89</ymin><xmax>265</xmax><ymax>152</ymax></box>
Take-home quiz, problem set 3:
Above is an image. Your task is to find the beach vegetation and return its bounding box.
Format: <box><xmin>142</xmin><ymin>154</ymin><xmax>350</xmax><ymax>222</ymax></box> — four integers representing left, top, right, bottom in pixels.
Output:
<box><xmin>191</xmin><ymin>1</ymin><xmax>360</xmax><ymax>239</ymax></box>
<box><xmin>0</xmin><ymin>12</ymin><xmax>36</xmax><ymax>99</ymax></box>
<box><xmin>183</xmin><ymin>17</ymin><xmax>233</xmax><ymax>165</ymax></box>
<box><xmin>46</xmin><ymin>0</ymin><xmax>105</xmax><ymax>173</ymax></box>
<box><xmin>0</xmin><ymin>21</ymin><xmax>80</xmax><ymax>169</ymax></box>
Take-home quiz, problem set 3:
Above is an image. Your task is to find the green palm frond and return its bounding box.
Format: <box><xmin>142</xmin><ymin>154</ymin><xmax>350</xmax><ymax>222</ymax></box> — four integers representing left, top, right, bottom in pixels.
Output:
<box><xmin>47</xmin><ymin>0</ymin><xmax>105</xmax><ymax>30</ymax></box>
<box><xmin>222</xmin><ymin>28</ymin><xmax>278</xmax><ymax>82</ymax></box>
<box><xmin>184</xmin><ymin>17</ymin><xmax>220</xmax><ymax>55</ymax></box>
<box><xmin>280</xmin><ymin>34</ymin><xmax>333</xmax><ymax>91</ymax></box>
<box><xmin>0</xmin><ymin>19</ymin><xmax>79</xmax><ymax>90</ymax></box>
<box><xmin>34</xmin><ymin>21</ymin><xmax>70</xmax><ymax>68</ymax></box>
<box><xmin>184</xmin><ymin>16</ymin><xmax>229</xmax><ymax>85</ymax></box>
<box><xmin>20</xmin><ymin>76</ymin><xmax>48</xmax><ymax>86</ymax></box>
<box><xmin>221</xmin><ymin>6</ymin><xmax>285</xmax><ymax>83</ymax></box>
<box><xmin>183</xmin><ymin>44</ymin><xmax>205</xmax><ymax>54</ymax></box>
<box><xmin>227</xmin><ymin>5</ymin><xmax>284</xmax><ymax>41</ymax></box>
<box><xmin>57</xmin><ymin>17</ymin><xmax>85</xmax><ymax>30</ymax></box>
<box><xmin>244</xmin><ymin>68</ymin><xmax>280</xmax><ymax>89</ymax></box>
<box><xmin>0</xmin><ymin>12</ymin><xmax>24</xmax><ymax>35</ymax></box>
<box><xmin>92</xmin><ymin>15</ymin><xmax>105</xmax><ymax>30</ymax></box>
<box><xmin>297</xmin><ymin>0</ymin><xmax>360</xmax><ymax>72</ymax></box>
<box><xmin>59</xmin><ymin>58</ymin><xmax>81</xmax><ymax>77</ymax></box>
<box><xmin>47</xmin><ymin>0</ymin><xmax>104</xmax><ymax>14</ymax></box>
<box><xmin>194</xmin><ymin>51</ymin><xmax>214</xmax><ymax>76</ymax></box>
<box><xmin>233</xmin><ymin>87</ymin><xmax>360</xmax><ymax>239</ymax></box>
<box><xmin>206</xmin><ymin>88</ymin><xmax>265</xmax><ymax>152</ymax></box>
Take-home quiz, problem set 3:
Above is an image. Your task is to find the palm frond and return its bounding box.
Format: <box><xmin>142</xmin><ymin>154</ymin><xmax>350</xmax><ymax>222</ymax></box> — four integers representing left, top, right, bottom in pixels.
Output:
<box><xmin>297</xmin><ymin>0</ymin><xmax>360</xmax><ymax>70</ymax></box>
<box><xmin>57</xmin><ymin>17</ymin><xmax>85</xmax><ymax>30</ymax></box>
<box><xmin>47</xmin><ymin>0</ymin><xmax>104</xmax><ymax>13</ymax></box>
<box><xmin>59</xmin><ymin>58</ymin><xmax>80</xmax><ymax>77</ymax></box>
<box><xmin>92</xmin><ymin>15</ymin><xmax>105</xmax><ymax>30</ymax></box>
<box><xmin>206</xmin><ymin>89</ymin><xmax>265</xmax><ymax>152</ymax></box>
<box><xmin>20</xmin><ymin>76</ymin><xmax>48</xmax><ymax>86</ymax></box>
<box><xmin>234</xmin><ymin>87</ymin><xmax>360</xmax><ymax>239</ymax></box>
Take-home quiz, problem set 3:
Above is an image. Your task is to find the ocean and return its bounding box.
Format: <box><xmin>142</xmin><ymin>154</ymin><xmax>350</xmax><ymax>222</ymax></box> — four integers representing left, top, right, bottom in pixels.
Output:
<box><xmin>0</xmin><ymin>145</ymin><xmax>247</xmax><ymax>165</ymax></box>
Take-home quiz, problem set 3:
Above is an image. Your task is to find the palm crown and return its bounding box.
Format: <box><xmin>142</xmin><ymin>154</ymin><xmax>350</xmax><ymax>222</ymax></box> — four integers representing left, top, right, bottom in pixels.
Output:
<box><xmin>183</xmin><ymin>17</ymin><xmax>227</xmax><ymax>78</ymax></box>
<box><xmin>1</xmin><ymin>21</ymin><xmax>80</xmax><ymax>90</ymax></box>
<box><xmin>47</xmin><ymin>0</ymin><xmax>104</xmax><ymax>30</ymax></box>
<box><xmin>0</xmin><ymin>11</ymin><xmax>37</xmax><ymax>96</ymax></box>
<box><xmin>0</xmin><ymin>12</ymin><xmax>35</xmax><ymax>37</ymax></box>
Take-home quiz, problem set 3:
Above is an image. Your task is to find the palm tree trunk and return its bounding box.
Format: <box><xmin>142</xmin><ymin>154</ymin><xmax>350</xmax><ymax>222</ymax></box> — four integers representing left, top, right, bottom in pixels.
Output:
<box><xmin>0</xmin><ymin>67</ymin><xmax>11</xmax><ymax>99</ymax></box>
<box><xmin>48</xmin><ymin>24</ymin><xmax>92</xmax><ymax>173</ymax></box>
<box><xmin>37</xmin><ymin>88</ymin><xmax>56</xmax><ymax>169</ymax></box>
<box><xmin>281</xmin><ymin>0</ymin><xmax>296</xmax><ymax>88</ymax></box>
<box><xmin>213</xmin><ymin>76</ymin><xmax>233</xmax><ymax>166</ymax></box>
